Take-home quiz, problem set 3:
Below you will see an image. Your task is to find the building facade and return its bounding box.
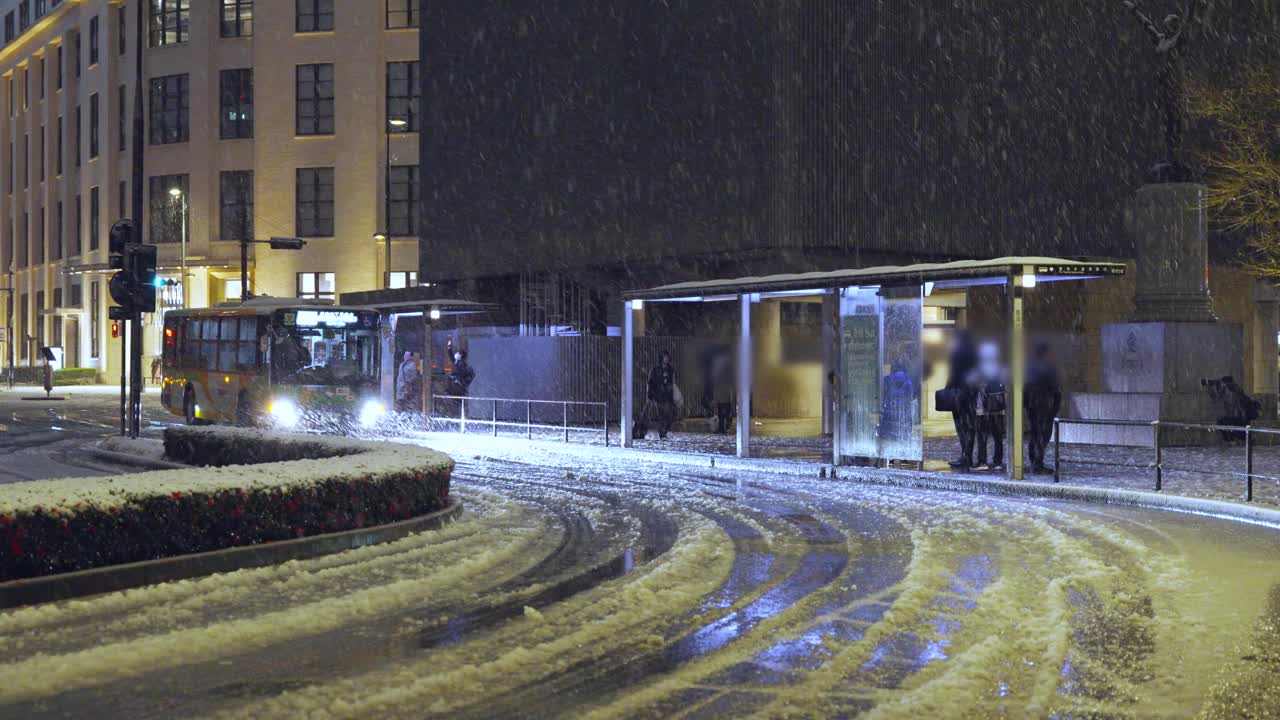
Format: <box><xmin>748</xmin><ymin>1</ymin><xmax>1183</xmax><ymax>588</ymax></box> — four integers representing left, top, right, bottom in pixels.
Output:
<box><xmin>0</xmin><ymin>0</ymin><xmax>420</xmax><ymax>379</ymax></box>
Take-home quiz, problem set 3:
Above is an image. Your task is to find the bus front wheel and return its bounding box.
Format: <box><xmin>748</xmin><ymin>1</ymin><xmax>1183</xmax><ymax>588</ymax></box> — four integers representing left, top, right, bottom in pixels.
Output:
<box><xmin>184</xmin><ymin>388</ymin><xmax>199</xmax><ymax>426</ymax></box>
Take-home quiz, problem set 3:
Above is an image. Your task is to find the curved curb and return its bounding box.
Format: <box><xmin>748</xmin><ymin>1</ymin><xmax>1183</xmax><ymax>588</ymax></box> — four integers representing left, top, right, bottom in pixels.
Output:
<box><xmin>87</xmin><ymin>447</ymin><xmax>189</xmax><ymax>470</ymax></box>
<box><xmin>0</xmin><ymin>498</ymin><xmax>462</xmax><ymax>609</ymax></box>
<box><xmin>824</xmin><ymin>469</ymin><xmax>1280</xmax><ymax>529</ymax></box>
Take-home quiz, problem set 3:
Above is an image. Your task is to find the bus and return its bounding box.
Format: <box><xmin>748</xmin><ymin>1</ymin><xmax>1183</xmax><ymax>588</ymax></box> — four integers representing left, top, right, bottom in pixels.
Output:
<box><xmin>160</xmin><ymin>300</ymin><xmax>386</xmax><ymax>430</ymax></box>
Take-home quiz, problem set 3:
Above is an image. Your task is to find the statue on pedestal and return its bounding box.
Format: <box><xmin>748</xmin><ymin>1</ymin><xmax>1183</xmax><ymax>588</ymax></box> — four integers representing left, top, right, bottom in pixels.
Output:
<box><xmin>1122</xmin><ymin>0</ymin><xmax>1208</xmax><ymax>182</ymax></box>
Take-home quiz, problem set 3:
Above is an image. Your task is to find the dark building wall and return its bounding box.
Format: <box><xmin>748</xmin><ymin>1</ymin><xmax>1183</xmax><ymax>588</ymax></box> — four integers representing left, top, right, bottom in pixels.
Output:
<box><xmin>419</xmin><ymin>1</ymin><xmax>1280</xmax><ymax>292</ymax></box>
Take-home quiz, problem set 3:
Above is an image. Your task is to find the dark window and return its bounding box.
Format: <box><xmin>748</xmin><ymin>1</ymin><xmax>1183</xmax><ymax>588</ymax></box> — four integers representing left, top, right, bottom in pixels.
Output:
<box><xmin>296</xmin><ymin>272</ymin><xmax>335</xmax><ymax>300</ymax></box>
<box><xmin>386</xmin><ymin>61</ymin><xmax>419</xmax><ymax>132</ymax></box>
<box><xmin>295</xmin><ymin>0</ymin><xmax>332</xmax><ymax>33</ymax></box>
<box><xmin>386</xmin><ymin>0</ymin><xmax>417</xmax><ymax>29</ymax></box>
<box><xmin>33</xmin><ymin>205</ymin><xmax>42</xmax><ymax>264</ymax></box>
<box><xmin>221</xmin><ymin>0</ymin><xmax>252</xmax><ymax>38</ymax></box>
<box><xmin>19</xmin><ymin>212</ymin><xmax>27</xmax><ymax>267</ymax></box>
<box><xmin>35</xmin><ymin>291</ymin><xmax>44</xmax><ymax>353</ymax></box>
<box><xmin>18</xmin><ymin>1</ymin><xmax>28</xmax><ymax>31</ymax></box>
<box><xmin>295</xmin><ymin>63</ymin><xmax>333</xmax><ymax>135</ymax></box>
<box><xmin>53</xmin><ymin>200</ymin><xmax>61</xmax><ymax>260</ymax></box>
<box><xmin>88</xmin><ymin>92</ymin><xmax>98</xmax><ymax>158</ymax></box>
<box><xmin>220</xmin><ymin>170</ymin><xmax>253</xmax><ymax>241</ymax></box>
<box><xmin>295</xmin><ymin>167</ymin><xmax>333</xmax><ymax>237</ymax></box>
<box><xmin>38</xmin><ymin>56</ymin><xmax>43</xmax><ymax>99</ymax></box>
<box><xmin>21</xmin><ymin>66</ymin><xmax>27</xmax><ymax>109</ymax></box>
<box><xmin>150</xmin><ymin>0</ymin><xmax>189</xmax><ymax>46</ymax></box>
<box><xmin>70</xmin><ymin>283</ymin><xmax>81</xmax><ymax>308</ymax></box>
<box><xmin>55</xmin><ymin>44</ymin><xmax>61</xmax><ymax>90</ymax></box>
<box><xmin>89</xmin><ymin>186</ymin><xmax>99</xmax><ymax>250</ymax></box>
<box><xmin>54</xmin><ymin>288</ymin><xmax>62</xmax><ymax>308</ymax></box>
<box><xmin>74</xmin><ymin>104</ymin><xmax>80</xmax><ymax>166</ymax></box>
<box><xmin>90</xmin><ymin>281</ymin><xmax>99</xmax><ymax>358</ymax></box>
<box><xmin>18</xmin><ymin>294</ymin><xmax>26</xmax><ymax>360</ymax></box>
<box><xmin>117</xmin><ymin>5</ymin><xmax>126</xmax><ymax>54</ymax></box>
<box><xmin>117</xmin><ymin>84</ymin><xmax>126</xmax><ymax>150</ymax></box>
<box><xmin>35</xmin><ymin>0</ymin><xmax>44</xmax><ymax>21</ymax></box>
<box><xmin>72</xmin><ymin>193</ymin><xmax>80</xmax><ymax>255</ymax></box>
<box><xmin>148</xmin><ymin>73</ymin><xmax>188</xmax><ymax>144</ymax></box>
<box><xmin>3</xmin><ymin>13</ymin><xmax>13</xmax><ymax>44</ymax></box>
<box><xmin>388</xmin><ymin>165</ymin><xmax>419</xmax><ymax>236</ymax></box>
<box><xmin>72</xmin><ymin>30</ymin><xmax>79</xmax><ymax>78</ymax></box>
<box><xmin>55</xmin><ymin>114</ymin><xmax>62</xmax><ymax>174</ymax></box>
<box><xmin>219</xmin><ymin>68</ymin><xmax>252</xmax><ymax>139</ymax></box>
<box><xmin>149</xmin><ymin>174</ymin><xmax>188</xmax><ymax>243</ymax></box>
<box><xmin>88</xmin><ymin>14</ymin><xmax>99</xmax><ymax>65</ymax></box>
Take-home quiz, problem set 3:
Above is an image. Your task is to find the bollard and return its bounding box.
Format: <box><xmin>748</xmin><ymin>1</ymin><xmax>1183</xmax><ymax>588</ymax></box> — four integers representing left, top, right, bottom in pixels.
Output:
<box><xmin>603</xmin><ymin>406</ymin><xmax>609</xmax><ymax>448</ymax></box>
<box><xmin>1153</xmin><ymin>421</ymin><xmax>1162</xmax><ymax>492</ymax></box>
<box><xmin>527</xmin><ymin>400</ymin><xmax>532</xmax><ymax>440</ymax></box>
<box><xmin>564</xmin><ymin>403</ymin><xmax>569</xmax><ymax>443</ymax></box>
<box><xmin>1246</xmin><ymin>427</ymin><xmax>1255</xmax><ymax>502</ymax></box>
<box><xmin>492</xmin><ymin>400</ymin><xmax>498</xmax><ymax>437</ymax></box>
<box><xmin>1053</xmin><ymin>418</ymin><xmax>1061</xmax><ymax>484</ymax></box>
<box><xmin>460</xmin><ymin>398</ymin><xmax>467</xmax><ymax>435</ymax></box>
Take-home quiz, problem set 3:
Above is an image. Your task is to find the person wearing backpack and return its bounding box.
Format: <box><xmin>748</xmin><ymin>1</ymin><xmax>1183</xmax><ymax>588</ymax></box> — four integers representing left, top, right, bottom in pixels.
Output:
<box><xmin>970</xmin><ymin>341</ymin><xmax>1008</xmax><ymax>471</ymax></box>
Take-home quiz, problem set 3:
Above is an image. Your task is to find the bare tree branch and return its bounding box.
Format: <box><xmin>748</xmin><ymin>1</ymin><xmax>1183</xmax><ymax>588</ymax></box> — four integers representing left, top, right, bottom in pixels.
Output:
<box><xmin>1122</xmin><ymin>0</ymin><xmax>1166</xmax><ymax>44</ymax></box>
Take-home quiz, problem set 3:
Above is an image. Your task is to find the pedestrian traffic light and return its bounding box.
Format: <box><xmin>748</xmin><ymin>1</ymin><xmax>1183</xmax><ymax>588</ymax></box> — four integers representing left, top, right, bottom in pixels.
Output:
<box><xmin>108</xmin><ymin>219</ymin><xmax>136</xmax><ymax>270</ymax></box>
<box><xmin>111</xmin><ymin>321</ymin><xmax>120</xmax><ymax>339</ymax></box>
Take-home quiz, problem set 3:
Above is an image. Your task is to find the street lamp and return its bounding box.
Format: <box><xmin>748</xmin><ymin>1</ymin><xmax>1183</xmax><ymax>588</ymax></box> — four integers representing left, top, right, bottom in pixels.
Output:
<box><xmin>169</xmin><ymin>187</ymin><xmax>188</xmax><ymax>308</ymax></box>
<box><xmin>383</xmin><ymin>117</ymin><xmax>409</xmax><ymax>289</ymax></box>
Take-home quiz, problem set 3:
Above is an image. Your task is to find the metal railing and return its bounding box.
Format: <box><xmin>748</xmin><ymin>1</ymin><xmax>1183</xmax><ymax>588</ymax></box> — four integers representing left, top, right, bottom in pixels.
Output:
<box><xmin>1052</xmin><ymin>417</ymin><xmax>1280</xmax><ymax>502</ymax></box>
<box><xmin>430</xmin><ymin>395</ymin><xmax>609</xmax><ymax>447</ymax></box>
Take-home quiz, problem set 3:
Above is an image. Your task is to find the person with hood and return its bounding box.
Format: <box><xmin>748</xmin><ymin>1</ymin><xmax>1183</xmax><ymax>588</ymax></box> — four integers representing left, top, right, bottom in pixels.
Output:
<box><xmin>879</xmin><ymin>360</ymin><xmax>915</xmax><ymax>450</ymax></box>
<box><xmin>970</xmin><ymin>340</ymin><xmax>1007</xmax><ymax>471</ymax></box>
<box><xmin>945</xmin><ymin>330</ymin><xmax>979</xmax><ymax>471</ymax></box>
<box><xmin>447</xmin><ymin>350</ymin><xmax>476</xmax><ymax>397</ymax></box>
<box><xmin>709</xmin><ymin>348</ymin><xmax>736</xmax><ymax>434</ymax></box>
<box><xmin>647</xmin><ymin>350</ymin><xmax>677</xmax><ymax>439</ymax></box>
<box><xmin>1024</xmin><ymin>342</ymin><xmax>1063</xmax><ymax>474</ymax></box>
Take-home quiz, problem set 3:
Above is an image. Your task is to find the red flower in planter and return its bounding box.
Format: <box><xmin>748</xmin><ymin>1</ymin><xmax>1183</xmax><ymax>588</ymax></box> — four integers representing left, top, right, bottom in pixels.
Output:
<box><xmin>294</xmin><ymin>527</ymin><xmax>306</xmax><ymax>538</ymax></box>
<box><xmin>6</xmin><ymin>525</ymin><xmax>25</xmax><ymax>557</ymax></box>
<box><xmin>172</xmin><ymin>492</ymin><xmax>184</xmax><ymax>502</ymax></box>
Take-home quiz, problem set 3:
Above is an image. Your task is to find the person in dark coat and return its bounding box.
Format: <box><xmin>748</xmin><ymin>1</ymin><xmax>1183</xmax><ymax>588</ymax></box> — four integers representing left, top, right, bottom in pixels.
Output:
<box><xmin>946</xmin><ymin>331</ymin><xmax>979</xmax><ymax>471</ymax></box>
<box><xmin>1024</xmin><ymin>342</ymin><xmax>1063</xmax><ymax>474</ymax></box>
<box><xmin>971</xmin><ymin>341</ymin><xmax>1007</xmax><ymax>471</ymax></box>
<box><xmin>396</xmin><ymin>351</ymin><xmax>420</xmax><ymax>411</ymax></box>
<box><xmin>447</xmin><ymin>351</ymin><xmax>476</xmax><ymax>397</ymax></box>
<box><xmin>647</xmin><ymin>351</ymin><xmax>677</xmax><ymax>439</ymax></box>
<box><xmin>879</xmin><ymin>360</ymin><xmax>915</xmax><ymax>450</ymax></box>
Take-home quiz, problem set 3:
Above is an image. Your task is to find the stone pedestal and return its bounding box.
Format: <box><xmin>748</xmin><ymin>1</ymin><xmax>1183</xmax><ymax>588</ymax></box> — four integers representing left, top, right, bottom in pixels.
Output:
<box><xmin>1065</xmin><ymin>183</ymin><xmax>1244</xmax><ymax>445</ymax></box>
<box><xmin>1129</xmin><ymin>183</ymin><xmax>1217</xmax><ymax>323</ymax></box>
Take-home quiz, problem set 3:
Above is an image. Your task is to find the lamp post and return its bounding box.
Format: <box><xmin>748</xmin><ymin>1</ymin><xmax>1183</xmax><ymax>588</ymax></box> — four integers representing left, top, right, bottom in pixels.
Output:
<box><xmin>168</xmin><ymin>187</ymin><xmax>187</xmax><ymax>308</ymax></box>
<box><xmin>380</xmin><ymin>117</ymin><xmax>409</xmax><ymax>289</ymax></box>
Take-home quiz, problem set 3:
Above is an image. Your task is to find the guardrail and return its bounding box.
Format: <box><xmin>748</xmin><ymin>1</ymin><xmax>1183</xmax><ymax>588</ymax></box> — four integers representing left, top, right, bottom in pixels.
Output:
<box><xmin>1053</xmin><ymin>418</ymin><xmax>1280</xmax><ymax>502</ymax></box>
<box><xmin>430</xmin><ymin>395</ymin><xmax>610</xmax><ymax>447</ymax></box>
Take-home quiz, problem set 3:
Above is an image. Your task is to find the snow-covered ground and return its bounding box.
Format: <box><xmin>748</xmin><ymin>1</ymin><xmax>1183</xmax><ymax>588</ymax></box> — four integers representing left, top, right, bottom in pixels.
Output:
<box><xmin>2</xmin><ymin>439</ymin><xmax>1278</xmax><ymax>718</ymax></box>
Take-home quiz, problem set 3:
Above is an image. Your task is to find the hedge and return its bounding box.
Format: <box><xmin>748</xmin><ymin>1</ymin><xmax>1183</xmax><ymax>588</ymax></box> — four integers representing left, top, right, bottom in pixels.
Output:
<box><xmin>0</xmin><ymin>427</ymin><xmax>453</xmax><ymax>582</ymax></box>
<box><xmin>4</xmin><ymin>367</ymin><xmax>100</xmax><ymax>385</ymax></box>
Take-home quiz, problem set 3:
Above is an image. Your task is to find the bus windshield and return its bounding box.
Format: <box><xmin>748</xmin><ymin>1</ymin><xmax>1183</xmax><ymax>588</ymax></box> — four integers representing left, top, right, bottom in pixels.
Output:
<box><xmin>269</xmin><ymin>312</ymin><xmax>379</xmax><ymax>387</ymax></box>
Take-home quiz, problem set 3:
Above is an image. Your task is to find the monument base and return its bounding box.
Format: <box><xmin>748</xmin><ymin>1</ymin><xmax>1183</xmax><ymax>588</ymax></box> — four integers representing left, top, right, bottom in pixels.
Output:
<box><xmin>1065</xmin><ymin>321</ymin><xmax>1243</xmax><ymax>446</ymax></box>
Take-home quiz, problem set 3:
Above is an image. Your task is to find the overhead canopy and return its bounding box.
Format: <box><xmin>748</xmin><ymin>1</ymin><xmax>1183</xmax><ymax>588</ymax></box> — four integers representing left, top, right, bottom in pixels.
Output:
<box><xmin>339</xmin><ymin>286</ymin><xmax>498</xmax><ymax>315</ymax></box>
<box><xmin>623</xmin><ymin>256</ymin><xmax>1126</xmax><ymax>301</ymax></box>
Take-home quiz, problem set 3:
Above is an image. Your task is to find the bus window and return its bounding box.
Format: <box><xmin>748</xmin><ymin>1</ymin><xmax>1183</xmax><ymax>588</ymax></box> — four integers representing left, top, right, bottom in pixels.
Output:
<box><xmin>202</xmin><ymin>318</ymin><xmax>219</xmax><ymax>371</ymax></box>
<box><xmin>238</xmin><ymin>317</ymin><xmax>259</xmax><ymax>369</ymax></box>
<box><xmin>220</xmin><ymin>318</ymin><xmax>239</xmax><ymax>372</ymax></box>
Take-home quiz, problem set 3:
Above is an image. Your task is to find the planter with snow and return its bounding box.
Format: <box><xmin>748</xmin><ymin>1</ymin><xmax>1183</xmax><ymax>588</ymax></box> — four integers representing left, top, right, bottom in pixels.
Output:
<box><xmin>0</xmin><ymin>427</ymin><xmax>453</xmax><ymax>582</ymax></box>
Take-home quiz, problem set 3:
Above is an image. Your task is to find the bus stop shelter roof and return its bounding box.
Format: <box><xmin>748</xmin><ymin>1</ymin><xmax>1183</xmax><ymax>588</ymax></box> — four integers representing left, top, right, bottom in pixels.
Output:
<box><xmin>623</xmin><ymin>256</ymin><xmax>1126</xmax><ymax>302</ymax></box>
<box><xmin>339</xmin><ymin>286</ymin><xmax>498</xmax><ymax>315</ymax></box>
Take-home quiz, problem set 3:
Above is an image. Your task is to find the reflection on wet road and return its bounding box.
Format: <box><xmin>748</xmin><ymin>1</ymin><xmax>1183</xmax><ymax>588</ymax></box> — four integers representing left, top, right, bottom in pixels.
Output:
<box><xmin>1</xmin><ymin>439</ymin><xmax>1278</xmax><ymax>718</ymax></box>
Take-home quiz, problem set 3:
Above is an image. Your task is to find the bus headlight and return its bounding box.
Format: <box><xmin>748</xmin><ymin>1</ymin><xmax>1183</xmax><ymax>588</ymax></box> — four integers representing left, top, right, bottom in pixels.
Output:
<box><xmin>359</xmin><ymin>400</ymin><xmax>386</xmax><ymax>428</ymax></box>
<box><xmin>269</xmin><ymin>399</ymin><xmax>300</xmax><ymax>428</ymax></box>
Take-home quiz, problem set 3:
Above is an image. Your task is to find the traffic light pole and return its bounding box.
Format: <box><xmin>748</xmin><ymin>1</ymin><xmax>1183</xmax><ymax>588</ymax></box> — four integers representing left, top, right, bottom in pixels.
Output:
<box><xmin>127</xmin><ymin>0</ymin><xmax>145</xmax><ymax>439</ymax></box>
<box><xmin>119</xmin><ymin>326</ymin><xmax>126</xmax><ymax>436</ymax></box>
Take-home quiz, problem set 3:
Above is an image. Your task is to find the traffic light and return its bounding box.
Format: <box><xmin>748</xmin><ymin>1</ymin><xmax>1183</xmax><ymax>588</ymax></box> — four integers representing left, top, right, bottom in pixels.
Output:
<box><xmin>111</xmin><ymin>321</ymin><xmax>120</xmax><ymax>339</ymax></box>
<box><xmin>108</xmin><ymin>220</ymin><xmax>136</xmax><ymax>271</ymax></box>
<box><xmin>108</xmin><ymin>270</ymin><xmax>136</xmax><ymax>310</ymax></box>
<box><xmin>126</xmin><ymin>243</ymin><xmax>158</xmax><ymax>313</ymax></box>
<box><xmin>269</xmin><ymin>237</ymin><xmax>307</xmax><ymax>251</ymax></box>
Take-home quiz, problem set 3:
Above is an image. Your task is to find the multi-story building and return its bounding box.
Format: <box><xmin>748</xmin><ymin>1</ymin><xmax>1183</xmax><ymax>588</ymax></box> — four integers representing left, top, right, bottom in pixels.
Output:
<box><xmin>0</xmin><ymin>0</ymin><xmax>420</xmax><ymax>379</ymax></box>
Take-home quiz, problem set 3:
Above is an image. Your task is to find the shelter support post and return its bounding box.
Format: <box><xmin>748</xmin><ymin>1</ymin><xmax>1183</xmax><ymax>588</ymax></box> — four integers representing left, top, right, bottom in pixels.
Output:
<box><xmin>622</xmin><ymin>301</ymin><xmax>636</xmax><ymax>447</ymax></box>
<box><xmin>380</xmin><ymin>312</ymin><xmax>396</xmax><ymax>410</ymax></box>
<box><xmin>422</xmin><ymin>309</ymin><xmax>433</xmax><ymax>415</ymax></box>
<box><xmin>737</xmin><ymin>294</ymin><xmax>752</xmax><ymax>458</ymax></box>
<box><xmin>1009</xmin><ymin>272</ymin><xmax>1026</xmax><ymax>481</ymax></box>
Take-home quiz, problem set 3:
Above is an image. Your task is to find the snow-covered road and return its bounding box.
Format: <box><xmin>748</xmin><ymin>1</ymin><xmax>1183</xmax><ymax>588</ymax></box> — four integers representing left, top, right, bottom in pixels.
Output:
<box><xmin>1</xmin><ymin>442</ymin><xmax>1277</xmax><ymax>718</ymax></box>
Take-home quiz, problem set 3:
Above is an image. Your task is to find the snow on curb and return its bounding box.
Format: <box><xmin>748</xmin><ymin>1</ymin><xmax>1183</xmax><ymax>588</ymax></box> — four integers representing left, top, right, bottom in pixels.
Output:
<box><xmin>0</xmin><ymin>427</ymin><xmax>455</xmax><ymax>582</ymax></box>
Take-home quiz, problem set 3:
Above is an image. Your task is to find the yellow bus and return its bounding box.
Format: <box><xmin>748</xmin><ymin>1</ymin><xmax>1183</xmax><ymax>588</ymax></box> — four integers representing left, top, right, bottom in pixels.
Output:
<box><xmin>160</xmin><ymin>301</ymin><xmax>385</xmax><ymax>430</ymax></box>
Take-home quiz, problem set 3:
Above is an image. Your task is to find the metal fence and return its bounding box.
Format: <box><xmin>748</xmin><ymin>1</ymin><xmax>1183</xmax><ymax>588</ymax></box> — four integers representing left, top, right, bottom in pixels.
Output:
<box><xmin>1052</xmin><ymin>418</ymin><xmax>1280</xmax><ymax>502</ymax></box>
<box><xmin>430</xmin><ymin>395</ymin><xmax>610</xmax><ymax>446</ymax></box>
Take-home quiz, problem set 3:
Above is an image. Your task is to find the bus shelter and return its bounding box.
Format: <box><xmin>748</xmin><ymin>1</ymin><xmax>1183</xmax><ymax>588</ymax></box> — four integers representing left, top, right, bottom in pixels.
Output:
<box><xmin>341</xmin><ymin>287</ymin><xmax>496</xmax><ymax>412</ymax></box>
<box><xmin>621</xmin><ymin>257</ymin><xmax>1125</xmax><ymax>480</ymax></box>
